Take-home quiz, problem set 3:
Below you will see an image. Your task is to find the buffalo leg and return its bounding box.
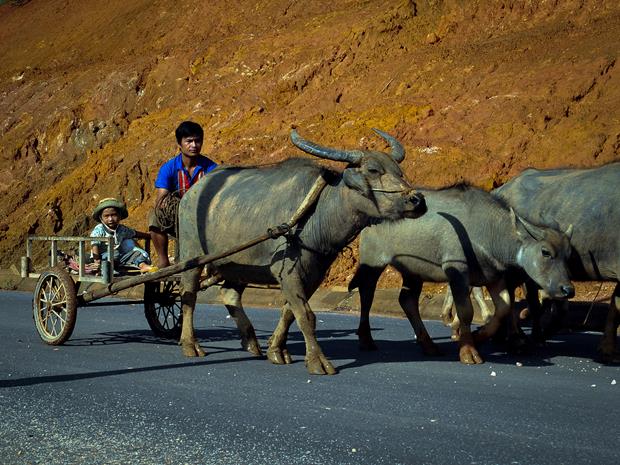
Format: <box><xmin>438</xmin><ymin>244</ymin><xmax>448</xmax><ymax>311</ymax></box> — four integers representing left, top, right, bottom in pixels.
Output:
<box><xmin>475</xmin><ymin>280</ymin><xmax>514</xmax><ymax>339</ymax></box>
<box><xmin>524</xmin><ymin>280</ymin><xmax>545</xmax><ymax>342</ymax></box>
<box><xmin>399</xmin><ymin>275</ymin><xmax>441</xmax><ymax>355</ymax></box>
<box><xmin>481</xmin><ymin>281</ymin><xmax>530</xmax><ymax>354</ymax></box>
<box><xmin>472</xmin><ymin>287</ymin><xmax>493</xmax><ymax>324</ymax></box>
<box><xmin>355</xmin><ymin>265</ymin><xmax>384</xmax><ymax>351</ymax></box>
<box><xmin>280</xmin><ymin>283</ymin><xmax>336</xmax><ymax>375</ymax></box>
<box><xmin>440</xmin><ymin>287</ymin><xmax>459</xmax><ymax>340</ymax></box>
<box><xmin>446</xmin><ymin>270</ymin><xmax>483</xmax><ymax>364</ymax></box>
<box><xmin>266</xmin><ymin>302</ymin><xmax>295</xmax><ymax>365</ymax></box>
<box><xmin>220</xmin><ymin>283</ymin><xmax>262</xmax><ymax>357</ymax></box>
<box><xmin>538</xmin><ymin>298</ymin><xmax>568</xmax><ymax>339</ymax></box>
<box><xmin>179</xmin><ymin>267</ymin><xmax>206</xmax><ymax>357</ymax></box>
<box><xmin>599</xmin><ymin>282</ymin><xmax>620</xmax><ymax>363</ymax></box>
<box><xmin>441</xmin><ymin>287</ymin><xmax>490</xmax><ymax>340</ymax></box>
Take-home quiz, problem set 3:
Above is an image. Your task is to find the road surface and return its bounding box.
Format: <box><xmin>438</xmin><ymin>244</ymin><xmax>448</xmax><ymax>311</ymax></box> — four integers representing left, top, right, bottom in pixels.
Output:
<box><xmin>0</xmin><ymin>290</ymin><xmax>618</xmax><ymax>465</ymax></box>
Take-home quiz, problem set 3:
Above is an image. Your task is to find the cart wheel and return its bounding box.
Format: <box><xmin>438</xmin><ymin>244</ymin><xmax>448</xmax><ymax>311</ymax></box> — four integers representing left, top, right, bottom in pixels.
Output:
<box><xmin>144</xmin><ymin>280</ymin><xmax>182</xmax><ymax>339</ymax></box>
<box><xmin>32</xmin><ymin>267</ymin><xmax>78</xmax><ymax>345</ymax></box>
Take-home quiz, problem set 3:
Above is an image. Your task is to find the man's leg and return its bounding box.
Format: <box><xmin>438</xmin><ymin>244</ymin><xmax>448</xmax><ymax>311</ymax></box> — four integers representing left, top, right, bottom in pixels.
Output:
<box><xmin>149</xmin><ymin>228</ymin><xmax>170</xmax><ymax>268</ymax></box>
<box><xmin>148</xmin><ymin>207</ymin><xmax>172</xmax><ymax>268</ymax></box>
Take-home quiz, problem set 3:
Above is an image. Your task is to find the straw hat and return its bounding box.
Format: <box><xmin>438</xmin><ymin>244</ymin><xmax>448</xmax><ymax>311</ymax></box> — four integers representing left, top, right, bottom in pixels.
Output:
<box><xmin>92</xmin><ymin>198</ymin><xmax>128</xmax><ymax>222</ymax></box>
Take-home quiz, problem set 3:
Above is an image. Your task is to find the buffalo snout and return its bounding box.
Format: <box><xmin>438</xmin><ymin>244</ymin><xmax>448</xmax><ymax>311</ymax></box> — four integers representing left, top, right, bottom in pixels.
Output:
<box><xmin>561</xmin><ymin>284</ymin><xmax>575</xmax><ymax>299</ymax></box>
<box><xmin>403</xmin><ymin>191</ymin><xmax>427</xmax><ymax>218</ymax></box>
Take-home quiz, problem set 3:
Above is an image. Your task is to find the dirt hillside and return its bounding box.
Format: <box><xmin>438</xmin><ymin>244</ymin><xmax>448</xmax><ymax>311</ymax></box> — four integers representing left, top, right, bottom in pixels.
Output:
<box><xmin>0</xmin><ymin>0</ymin><xmax>618</xmax><ymax>290</ymax></box>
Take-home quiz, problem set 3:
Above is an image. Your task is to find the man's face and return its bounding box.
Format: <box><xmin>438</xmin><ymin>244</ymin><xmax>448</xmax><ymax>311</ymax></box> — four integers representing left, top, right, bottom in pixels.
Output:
<box><xmin>101</xmin><ymin>207</ymin><xmax>120</xmax><ymax>230</ymax></box>
<box><xmin>179</xmin><ymin>135</ymin><xmax>203</xmax><ymax>158</ymax></box>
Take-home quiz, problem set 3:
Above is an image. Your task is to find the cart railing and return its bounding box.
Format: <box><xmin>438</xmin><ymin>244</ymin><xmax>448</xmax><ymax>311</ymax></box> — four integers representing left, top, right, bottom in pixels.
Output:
<box><xmin>21</xmin><ymin>235</ymin><xmax>116</xmax><ymax>284</ymax></box>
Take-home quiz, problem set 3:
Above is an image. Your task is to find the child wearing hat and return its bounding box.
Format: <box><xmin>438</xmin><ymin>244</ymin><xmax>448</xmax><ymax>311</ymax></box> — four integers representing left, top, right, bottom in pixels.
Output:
<box><xmin>90</xmin><ymin>198</ymin><xmax>156</xmax><ymax>273</ymax></box>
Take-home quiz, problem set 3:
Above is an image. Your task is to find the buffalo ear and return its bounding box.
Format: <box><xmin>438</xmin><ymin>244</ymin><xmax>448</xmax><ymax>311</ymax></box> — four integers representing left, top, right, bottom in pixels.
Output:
<box><xmin>511</xmin><ymin>208</ymin><xmax>544</xmax><ymax>241</ymax></box>
<box><xmin>565</xmin><ymin>224</ymin><xmax>574</xmax><ymax>240</ymax></box>
<box><xmin>343</xmin><ymin>168</ymin><xmax>370</xmax><ymax>196</ymax></box>
<box><xmin>510</xmin><ymin>208</ymin><xmax>531</xmax><ymax>240</ymax></box>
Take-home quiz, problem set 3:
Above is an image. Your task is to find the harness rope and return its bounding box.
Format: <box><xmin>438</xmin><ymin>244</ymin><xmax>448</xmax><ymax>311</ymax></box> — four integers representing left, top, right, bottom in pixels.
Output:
<box><xmin>370</xmin><ymin>188</ymin><xmax>409</xmax><ymax>193</ymax></box>
<box><xmin>582</xmin><ymin>281</ymin><xmax>605</xmax><ymax>327</ymax></box>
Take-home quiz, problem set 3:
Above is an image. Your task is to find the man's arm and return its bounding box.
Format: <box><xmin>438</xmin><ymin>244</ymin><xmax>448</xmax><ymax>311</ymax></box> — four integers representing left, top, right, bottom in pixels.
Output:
<box><xmin>154</xmin><ymin>187</ymin><xmax>170</xmax><ymax>207</ymax></box>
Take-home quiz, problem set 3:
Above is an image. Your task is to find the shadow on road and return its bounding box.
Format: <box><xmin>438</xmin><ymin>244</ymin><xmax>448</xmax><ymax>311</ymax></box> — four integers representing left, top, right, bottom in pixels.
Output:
<box><xmin>0</xmin><ymin>356</ymin><xmax>258</xmax><ymax>389</ymax></box>
<box><xmin>62</xmin><ymin>327</ymin><xmax>259</xmax><ymax>347</ymax></box>
<box><xmin>3</xmin><ymin>324</ymin><xmax>612</xmax><ymax>388</ymax></box>
<box><xmin>277</xmin><ymin>326</ymin><xmax>612</xmax><ymax>372</ymax></box>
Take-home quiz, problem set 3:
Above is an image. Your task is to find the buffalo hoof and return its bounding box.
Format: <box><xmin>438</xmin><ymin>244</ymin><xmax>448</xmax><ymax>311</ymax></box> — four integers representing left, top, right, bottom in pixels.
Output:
<box><xmin>305</xmin><ymin>354</ymin><xmax>337</xmax><ymax>375</ymax></box>
<box><xmin>473</xmin><ymin>327</ymin><xmax>493</xmax><ymax>344</ymax></box>
<box><xmin>242</xmin><ymin>337</ymin><xmax>263</xmax><ymax>357</ymax></box>
<box><xmin>180</xmin><ymin>340</ymin><xmax>206</xmax><ymax>357</ymax></box>
<box><xmin>459</xmin><ymin>333</ymin><xmax>484</xmax><ymax>364</ymax></box>
<box><xmin>459</xmin><ymin>345</ymin><xmax>484</xmax><ymax>364</ymax></box>
<box><xmin>356</xmin><ymin>328</ymin><xmax>377</xmax><ymax>351</ymax></box>
<box><xmin>530</xmin><ymin>328</ymin><xmax>547</xmax><ymax>344</ymax></box>
<box><xmin>597</xmin><ymin>340</ymin><xmax>620</xmax><ymax>364</ymax></box>
<box><xmin>597</xmin><ymin>351</ymin><xmax>617</xmax><ymax>365</ymax></box>
<box><xmin>419</xmin><ymin>340</ymin><xmax>442</xmax><ymax>356</ymax></box>
<box><xmin>267</xmin><ymin>347</ymin><xmax>292</xmax><ymax>365</ymax></box>
<box><xmin>506</xmin><ymin>333</ymin><xmax>532</xmax><ymax>356</ymax></box>
<box><xmin>359</xmin><ymin>338</ymin><xmax>378</xmax><ymax>351</ymax></box>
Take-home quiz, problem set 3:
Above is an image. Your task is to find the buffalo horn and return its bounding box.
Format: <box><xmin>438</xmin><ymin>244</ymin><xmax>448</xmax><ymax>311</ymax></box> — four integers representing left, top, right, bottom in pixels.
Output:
<box><xmin>372</xmin><ymin>128</ymin><xmax>405</xmax><ymax>163</ymax></box>
<box><xmin>290</xmin><ymin>129</ymin><xmax>362</xmax><ymax>164</ymax></box>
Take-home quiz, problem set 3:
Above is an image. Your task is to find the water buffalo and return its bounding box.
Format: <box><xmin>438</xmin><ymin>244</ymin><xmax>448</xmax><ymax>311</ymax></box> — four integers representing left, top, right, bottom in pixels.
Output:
<box><xmin>176</xmin><ymin>128</ymin><xmax>426</xmax><ymax>375</ymax></box>
<box><xmin>347</xmin><ymin>184</ymin><xmax>574</xmax><ymax>364</ymax></box>
<box><xmin>492</xmin><ymin>162</ymin><xmax>620</xmax><ymax>362</ymax></box>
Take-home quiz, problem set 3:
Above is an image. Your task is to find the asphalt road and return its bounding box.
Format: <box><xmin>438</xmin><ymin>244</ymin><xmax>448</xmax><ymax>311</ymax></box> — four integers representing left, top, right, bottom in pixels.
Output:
<box><xmin>0</xmin><ymin>290</ymin><xmax>618</xmax><ymax>465</ymax></box>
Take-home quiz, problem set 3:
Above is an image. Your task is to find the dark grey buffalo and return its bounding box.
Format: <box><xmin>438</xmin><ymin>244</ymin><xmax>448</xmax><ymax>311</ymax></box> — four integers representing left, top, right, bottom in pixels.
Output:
<box><xmin>347</xmin><ymin>184</ymin><xmax>574</xmax><ymax>364</ymax></box>
<box><xmin>176</xmin><ymin>128</ymin><xmax>426</xmax><ymax>375</ymax></box>
<box><xmin>493</xmin><ymin>162</ymin><xmax>620</xmax><ymax>362</ymax></box>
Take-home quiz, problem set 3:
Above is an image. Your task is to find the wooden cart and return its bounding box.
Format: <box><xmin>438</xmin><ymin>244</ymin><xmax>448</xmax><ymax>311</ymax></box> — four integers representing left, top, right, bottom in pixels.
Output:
<box><xmin>22</xmin><ymin>235</ymin><xmax>183</xmax><ymax>344</ymax></box>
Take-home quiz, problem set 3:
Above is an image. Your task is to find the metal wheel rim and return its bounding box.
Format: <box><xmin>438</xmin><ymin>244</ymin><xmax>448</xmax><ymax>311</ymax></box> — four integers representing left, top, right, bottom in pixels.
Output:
<box><xmin>35</xmin><ymin>275</ymin><xmax>69</xmax><ymax>339</ymax></box>
<box><xmin>153</xmin><ymin>281</ymin><xmax>181</xmax><ymax>331</ymax></box>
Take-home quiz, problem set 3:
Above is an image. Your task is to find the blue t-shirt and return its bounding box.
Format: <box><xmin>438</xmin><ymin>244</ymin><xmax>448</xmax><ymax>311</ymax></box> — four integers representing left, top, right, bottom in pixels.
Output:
<box><xmin>154</xmin><ymin>153</ymin><xmax>218</xmax><ymax>192</ymax></box>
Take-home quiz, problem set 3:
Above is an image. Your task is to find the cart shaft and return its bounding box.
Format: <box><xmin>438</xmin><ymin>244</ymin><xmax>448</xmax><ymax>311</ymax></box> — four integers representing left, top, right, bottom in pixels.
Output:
<box><xmin>77</xmin><ymin>227</ymin><xmax>285</xmax><ymax>305</ymax></box>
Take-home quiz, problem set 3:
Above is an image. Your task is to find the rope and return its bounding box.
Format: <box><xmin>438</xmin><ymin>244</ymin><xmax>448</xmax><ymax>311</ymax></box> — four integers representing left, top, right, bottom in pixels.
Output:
<box><xmin>268</xmin><ymin>224</ymin><xmax>291</xmax><ymax>239</ymax></box>
<box><xmin>154</xmin><ymin>191</ymin><xmax>181</xmax><ymax>231</ymax></box>
<box><xmin>582</xmin><ymin>281</ymin><xmax>605</xmax><ymax>327</ymax></box>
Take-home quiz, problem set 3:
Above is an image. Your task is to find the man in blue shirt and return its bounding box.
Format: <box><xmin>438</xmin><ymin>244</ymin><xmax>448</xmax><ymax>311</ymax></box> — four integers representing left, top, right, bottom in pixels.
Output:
<box><xmin>149</xmin><ymin>121</ymin><xmax>218</xmax><ymax>268</ymax></box>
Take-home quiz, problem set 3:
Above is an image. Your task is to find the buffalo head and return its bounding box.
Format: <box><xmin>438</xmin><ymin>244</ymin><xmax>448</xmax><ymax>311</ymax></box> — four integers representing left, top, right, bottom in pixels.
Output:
<box><xmin>290</xmin><ymin>128</ymin><xmax>426</xmax><ymax>221</ymax></box>
<box><xmin>512</xmin><ymin>210</ymin><xmax>575</xmax><ymax>299</ymax></box>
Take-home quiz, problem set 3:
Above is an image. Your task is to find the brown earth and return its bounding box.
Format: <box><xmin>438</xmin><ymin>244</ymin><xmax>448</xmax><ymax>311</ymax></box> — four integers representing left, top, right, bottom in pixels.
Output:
<box><xmin>0</xmin><ymin>0</ymin><xmax>619</xmax><ymax>296</ymax></box>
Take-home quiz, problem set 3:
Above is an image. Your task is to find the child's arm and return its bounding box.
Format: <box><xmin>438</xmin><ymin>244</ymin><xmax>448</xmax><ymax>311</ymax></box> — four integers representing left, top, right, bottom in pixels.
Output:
<box><xmin>90</xmin><ymin>224</ymin><xmax>104</xmax><ymax>264</ymax></box>
<box><xmin>91</xmin><ymin>244</ymin><xmax>101</xmax><ymax>263</ymax></box>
